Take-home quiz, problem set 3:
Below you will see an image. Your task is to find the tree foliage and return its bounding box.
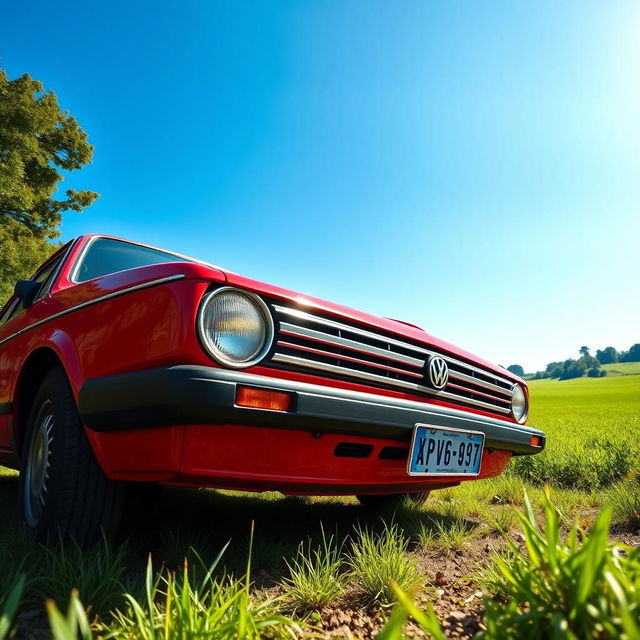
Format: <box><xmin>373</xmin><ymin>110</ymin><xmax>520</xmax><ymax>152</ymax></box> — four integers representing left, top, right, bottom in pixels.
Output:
<box><xmin>507</xmin><ymin>364</ymin><xmax>524</xmax><ymax>377</ymax></box>
<box><xmin>620</xmin><ymin>343</ymin><xmax>640</xmax><ymax>363</ymax></box>
<box><xmin>0</xmin><ymin>220</ymin><xmax>61</xmax><ymax>304</ymax></box>
<box><xmin>534</xmin><ymin>342</ymin><xmax>640</xmax><ymax>380</ymax></box>
<box><xmin>596</xmin><ymin>346</ymin><xmax>619</xmax><ymax>365</ymax></box>
<box><xmin>0</xmin><ymin>69</ymin><xmax>98</xmax><ymax>304</ymax></box>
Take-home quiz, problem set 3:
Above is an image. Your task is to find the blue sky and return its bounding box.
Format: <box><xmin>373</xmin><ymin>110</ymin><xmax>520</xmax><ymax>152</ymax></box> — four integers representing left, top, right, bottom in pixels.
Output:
<box><xmin>2</xmin><ymin>1</ymin><xmax>639</xmax><ymax>372</ymax></box>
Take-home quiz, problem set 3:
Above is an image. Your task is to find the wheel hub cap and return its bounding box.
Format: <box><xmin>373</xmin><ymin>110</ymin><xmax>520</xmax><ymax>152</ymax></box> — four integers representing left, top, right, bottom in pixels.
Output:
<box><xmin>25</xmin><ymin>402</ymin><xmax>53</xmax><ymax>526</ymax></box>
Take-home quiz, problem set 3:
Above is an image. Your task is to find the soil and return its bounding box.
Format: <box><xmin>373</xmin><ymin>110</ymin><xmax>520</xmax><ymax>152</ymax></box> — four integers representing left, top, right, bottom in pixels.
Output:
<box><xmin>296</xmin><ymin>528</ymin><xmax>640</xmax><ymax>639</ymax></box>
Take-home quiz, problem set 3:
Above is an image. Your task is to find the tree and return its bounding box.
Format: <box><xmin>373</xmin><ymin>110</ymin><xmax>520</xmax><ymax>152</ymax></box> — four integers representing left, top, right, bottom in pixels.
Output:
<box><xmin>550</xmin><ymin>365</ymin><xmax>564</xmax><ymax>379</ymax></box>
<box><xmin>507</xmin><ymin>364</ymin><xmax>525</xmax><ymax>377</ymax></box>
<box><xmin>559</xmin><ymin>359</ymin><xmax>586</xmax><ymax>380</ymax></box>
<box><xmin>0</xmin><ymin>69</ymin><xmax>98</xmax><ymax>304</ymax></box>
<box><xmin>621</xmin><ymin>343</ymin><xmax>640</xmax><ymax>363</ymax></box>
<box><xmin>576</xmin><ymin>347</ymin><xmax>598</xmax><ymax>371</ymax></box>
<box><xmin>596</xmin><ymin>347</ymin><xmax>618</xmax><ymax>365</ymax></box>
<box><xmin>546</xmin><ymin>361</ymin><xmax>562</xmax><ymax>374</ymax></box>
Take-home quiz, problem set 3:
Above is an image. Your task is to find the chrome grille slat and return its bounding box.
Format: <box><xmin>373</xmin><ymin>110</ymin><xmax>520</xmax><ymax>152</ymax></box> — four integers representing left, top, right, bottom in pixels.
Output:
<box><xmin>275</xmin><ymin>305</ymin><xmax>428</xmax><ymax>356</ymax></box>
<box><xmin>271</xmin><ymin>304</ymin><xmax>515</xmax><ymax>418</ymax></box>
<box><xmin>276</xmin><ymin>340</ymin><xmax>425</xmax><ymax>378</ymax></box>
<box><xmin>448</xmin><ymin>371</ymin><xmax>512</xmax><ymax>397</ymax></box>
<box><xmin>271</xmin><ymin>353</ymin><xmax>511</xmax><ymax>415</ymax></box>
<box><xmin>274</xmin><ymin>305</ymin><xmax>511</xmax><ymax>388</ymax></box>
<box><xmin>272</xmin><ymin>353</ymin><xmax>423</xmax><ymax>393</ymax></box>
<box><xmin>279</xmin><ymin>322</ymin><xmax>425</xmax><ymax>368</ymax></box>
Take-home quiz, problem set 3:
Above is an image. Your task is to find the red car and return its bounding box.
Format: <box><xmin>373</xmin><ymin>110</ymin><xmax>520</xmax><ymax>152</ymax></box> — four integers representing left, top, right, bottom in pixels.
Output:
<box><xmin>0</xmin><ymin>235</ymin><xmax>544</xmax><ymax>541</ymax></box>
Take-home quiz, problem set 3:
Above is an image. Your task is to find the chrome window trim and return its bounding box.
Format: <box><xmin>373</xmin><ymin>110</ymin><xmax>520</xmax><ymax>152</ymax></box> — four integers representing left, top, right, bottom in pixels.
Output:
<box><xmin>0</xmin><ymin>274</ymin><xmax>185</xmax><ymax>347</ymax></box>
<box><xmin>68</xmin><ymin>235</ymin><xmax>99</xmax><ymax>283</ymax></box>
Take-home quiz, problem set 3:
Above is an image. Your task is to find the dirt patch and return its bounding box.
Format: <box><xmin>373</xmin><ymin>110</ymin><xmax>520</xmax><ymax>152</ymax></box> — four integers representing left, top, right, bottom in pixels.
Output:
<box><xmin>300</xmin><ymin>533</ymin><xmax>507</xmax><ymax>639</ymax></box>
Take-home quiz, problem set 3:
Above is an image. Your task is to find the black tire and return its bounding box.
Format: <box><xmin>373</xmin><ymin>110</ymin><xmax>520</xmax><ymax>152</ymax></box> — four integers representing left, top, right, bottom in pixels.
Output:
<box><xmin>356</xmin><ymin>491</ymin><xmax>431</xmax><ymax>509</ymax></box>
<box><xmin>18</xmin><ymin>366</ymin><xmax>126</xmax><ymax>543</ymax></box>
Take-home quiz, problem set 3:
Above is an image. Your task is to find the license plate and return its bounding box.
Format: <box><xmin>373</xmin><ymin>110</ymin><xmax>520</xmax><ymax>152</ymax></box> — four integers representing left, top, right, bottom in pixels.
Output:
<box><xmin>407</xmin><ymin>424</ymin><xmax>485</xmax><ymax>476</ymax></box>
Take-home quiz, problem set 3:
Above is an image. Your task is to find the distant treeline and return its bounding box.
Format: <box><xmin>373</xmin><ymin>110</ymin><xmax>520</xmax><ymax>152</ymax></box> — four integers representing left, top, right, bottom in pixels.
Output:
<box><xmin>508</xmin><ymin>343</ymin><xmax>640</xmax><ymax>381</ymax></box>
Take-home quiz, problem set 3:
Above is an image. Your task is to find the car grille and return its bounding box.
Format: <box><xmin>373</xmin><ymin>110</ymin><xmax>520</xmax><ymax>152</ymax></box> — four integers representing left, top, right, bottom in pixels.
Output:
<box><xmin>268</xmin><ymin>304</ymin><xmax>514</xmax><ymax>418</ymax></box>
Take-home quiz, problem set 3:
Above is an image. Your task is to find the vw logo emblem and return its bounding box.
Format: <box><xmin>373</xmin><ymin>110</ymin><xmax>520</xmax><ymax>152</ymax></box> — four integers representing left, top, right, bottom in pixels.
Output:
<box><xmin>427</xmin><ymin>356</ymin><xmax>449</xmax><ymax>390</ymax></box>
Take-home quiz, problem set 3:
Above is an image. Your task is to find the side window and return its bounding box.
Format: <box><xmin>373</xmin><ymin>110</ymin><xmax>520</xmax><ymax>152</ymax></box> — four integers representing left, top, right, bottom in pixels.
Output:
<box><xmin>0</xmin><ymin>254</ymin><xmax>64</xmax><ymax>324</ymax></box>
<box><xmin>0</xmin><ymin>299</ymin><xmax>18</xmax><ymax>325</ymax></box>
<box><xmin>33</xmin><ymin>260</ymin><xmax>60</xmax><ymax>302</ymax></box>
<box><xmin>73</xmin><ymin>238</ymin><xmax>189</xmax><ymax>283</ymax></box>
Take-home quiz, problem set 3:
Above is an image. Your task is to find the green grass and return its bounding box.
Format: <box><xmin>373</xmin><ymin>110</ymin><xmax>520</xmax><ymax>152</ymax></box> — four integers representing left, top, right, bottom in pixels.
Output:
<box><xmin>476</xmin><ymin>490</ymin><xmax>640</xmax><ymax>640</ymax></box>
<box><xmin>34</xmin><ymin>536</ymin><xmax>129</xmax><ymax>612</ymax></box>
<box><xmin>508</xmin><ymin>375</ymin><xmax>640</xmax><ymax>490</ymax></box>
<box><xmin>348</xmin><ymin>522</ymin><xmax>421</xmax><ymax>606</ymax></box>
<box><xmin>601</xmin><ymin>361</ymin><xmax>640</xmax><ymax>375</ymax></box>
<box><xmin>0</xmin><ymin>577</ymin><xmax>24</xmax><ymax>640</ymax></box>
<box><xmin>608</xmin><ymin>480</ymin><xmax>640</xmax><ymax>528</ymax></box>
<box><xmin>417</xmin><ymin>517</ymin><xmax>477</xmax><ymax>553</ymax></box>
<box><xmin>281</xmin><ymin>527</ymin><xmax>346</xmax><ymax>612</ymax></box>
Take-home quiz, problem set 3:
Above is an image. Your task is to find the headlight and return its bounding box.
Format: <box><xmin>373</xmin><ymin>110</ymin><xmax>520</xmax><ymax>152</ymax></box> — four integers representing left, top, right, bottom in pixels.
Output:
<box><xmin>511</xmin><ymin>383</ymin><xmax>528</xmax><ymax>423</ymax></box>
<box><xmin>198</xmin><ymin>287</ymin><xmax>274</xmax><ymax>368</ymax></box>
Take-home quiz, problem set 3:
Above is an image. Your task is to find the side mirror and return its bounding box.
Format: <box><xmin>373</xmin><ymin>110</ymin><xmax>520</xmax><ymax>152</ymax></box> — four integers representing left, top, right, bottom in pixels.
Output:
<box><xmin>14</xmin><ymin>280</ymin><xmax>41</xmax><ymax>309</ymax></box>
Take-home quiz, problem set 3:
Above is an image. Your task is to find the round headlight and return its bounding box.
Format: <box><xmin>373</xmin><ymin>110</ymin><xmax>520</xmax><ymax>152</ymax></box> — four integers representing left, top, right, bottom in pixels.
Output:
<box><xmin>198</xmin><ymin>287</ymin><xmax>274</xmax><ymax>368</ymax></box>
<box><xmin>511</xmin><ymin>383</ymin><xmax>528</xmax><ymax>423</ymax></box>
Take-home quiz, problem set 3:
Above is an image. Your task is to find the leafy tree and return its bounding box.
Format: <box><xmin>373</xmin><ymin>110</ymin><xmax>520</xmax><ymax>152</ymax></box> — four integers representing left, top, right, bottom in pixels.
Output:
<box><xmin>587</xmin><ymin>366</ymin><xmax>600</xmax><ymax>378</ymax></box>
<box><xmin>0</xmin><ymin>69</ymin><xmax>98</xmax><ymax>304</ymax></box>
<box><xmin>596</xmin><ymin>347</ymin><xmax>618</xmax><ymax>365</ymax></box>
<box><xmin>575</xmin><ymin>347</ymin><xmax>598</xmax><ymax>371</ymax></box>
<box><xmin>545</xmin><ymin>361</ymin><xmax>562</xmax><ymax>374</ymax></box>
<box><xmin>550</xmin><ymin>365</ymin><xmax>564</xmax><ymax>379</ymax></box>
<box><xmin>507</xmin><ymin>364</ymin><xmax>525</xmax><ymax>377</ymax></box>
<box><xmin>620</xmin><ymin>343</ymin><xmax>640</xmax><ymax>363</ymax></box>
<box><xmin>559</xmin><ymin>359</ymin><xmax>586</xmax><ymax>380</ymax></box>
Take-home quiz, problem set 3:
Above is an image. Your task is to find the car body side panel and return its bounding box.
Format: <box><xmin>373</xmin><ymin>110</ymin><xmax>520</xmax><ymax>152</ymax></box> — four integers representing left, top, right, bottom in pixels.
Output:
<box><xmin>0</xmin><ymin>253</ymin><xmax>227</xmax><ymax>451</ymax></box>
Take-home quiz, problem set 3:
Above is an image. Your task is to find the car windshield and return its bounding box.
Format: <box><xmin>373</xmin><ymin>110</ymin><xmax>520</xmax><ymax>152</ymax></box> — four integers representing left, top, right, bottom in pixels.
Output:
<box><xmin>74</xmin><ymin>237</ymin><xmax>192</xmax><ymax>282</ymax></box>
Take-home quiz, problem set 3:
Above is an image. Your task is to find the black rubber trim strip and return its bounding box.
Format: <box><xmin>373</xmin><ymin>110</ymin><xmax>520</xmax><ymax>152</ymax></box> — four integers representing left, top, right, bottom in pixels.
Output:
<box><xmin>77</xmin><ymin>365</ymin><xmax>545</xmax><ymax>455</ymax></box>
<box><xmin>0</xmin><ymin>401</ymin><xmax>12</xmax><ymax>415</ymax></box>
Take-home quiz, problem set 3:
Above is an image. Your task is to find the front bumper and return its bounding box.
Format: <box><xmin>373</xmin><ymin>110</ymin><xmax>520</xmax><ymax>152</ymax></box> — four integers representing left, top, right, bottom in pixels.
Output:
<box><xmin>78</xmin><ymin>365</ymin><xmax>545</xmax><ymax>456</ymax></box>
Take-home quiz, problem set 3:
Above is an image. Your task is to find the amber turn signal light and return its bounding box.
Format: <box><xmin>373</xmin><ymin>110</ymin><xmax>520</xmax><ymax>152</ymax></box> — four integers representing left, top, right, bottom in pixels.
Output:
<box><xmin>235</xmin><ymin>386</ymin><xmax>293</xmax><ymax>412</ymax></box>
<box><xmin>530</xmin><ymin>435</ymin><xmax>542</xmax><ymax>447</ymax></box>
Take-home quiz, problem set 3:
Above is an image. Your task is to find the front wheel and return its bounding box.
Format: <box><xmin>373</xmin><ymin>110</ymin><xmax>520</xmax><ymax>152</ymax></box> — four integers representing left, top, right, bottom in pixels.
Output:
<box><xmin>18</xmin><ymin>367</ymin><xmax>126</xmax><ymax>543</ymax></box>
<box><xmin>356</xmin><ymin>491</ymin><xmax>430</xmax><ymax>509</ymax></box>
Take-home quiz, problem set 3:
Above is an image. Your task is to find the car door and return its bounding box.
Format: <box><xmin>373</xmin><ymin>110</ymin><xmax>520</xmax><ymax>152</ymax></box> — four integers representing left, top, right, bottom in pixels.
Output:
<box><xmin>0</xmin><ymin>250</ymin><xmax>69</xmax><ymax>449</ymax></box>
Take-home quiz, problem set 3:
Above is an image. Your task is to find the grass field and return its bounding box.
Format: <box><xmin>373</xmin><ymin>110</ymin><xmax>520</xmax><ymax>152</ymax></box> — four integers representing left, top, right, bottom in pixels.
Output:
<box><xmin>0</xmin><ymin>374</ymin><xmax>638</xmax><ymax>638</ymax></box>
<box><xmin>601</xmin><ymin>361</ymin><xmax>640</xmax><ymax>375</ymax></box>
<box><xmin>508</xmin><ymin>375</ymin><xmax>640</xmax><ymax>489</ymax></box>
